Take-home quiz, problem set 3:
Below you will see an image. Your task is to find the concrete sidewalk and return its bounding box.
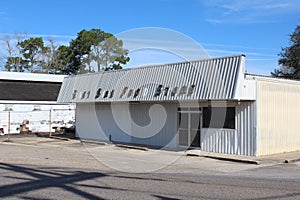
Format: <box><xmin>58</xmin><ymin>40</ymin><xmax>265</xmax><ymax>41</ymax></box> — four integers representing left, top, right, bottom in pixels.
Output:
<box><xmin>186</xmin><ymin>149</ymin><xmax>300</xmax><ymax>164</ymax></box>
<box><xmin>3</xmin><ymin>134</ymin><xmax>300</xmax><ymax>165</ymax></box>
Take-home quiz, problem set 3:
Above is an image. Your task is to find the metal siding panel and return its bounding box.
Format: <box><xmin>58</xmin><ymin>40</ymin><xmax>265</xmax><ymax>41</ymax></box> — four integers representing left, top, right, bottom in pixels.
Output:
<box><xmin>232</xmin><ymin>57</ymin><xmax>240</xmax><ymax>98</ymax></box>
<box><xmin>227</xmin><ymin>57</ymin><xmax>237</xmax><ymax>98</ymax></box>
<box><xmin>201</xmin><ymin>101</ymin><xmax>256</xmax><ymax>156</ymax></box>
<box><xmin>257</xmin><ymin>80</ymin><xmax>300</xmax><ymax>155</ymax></box>
<box><xmin>209</xmin><ymin>59</ymin><xmax>217</xmax><ymax>99</ymax></box>
<box><xmin>222</xmin><ymin>58</ymin><xmax>230</xmax><ymax>99</ymax></box>
<box><xmin>213</xmin><ymin>59</ymin><xmax>223</xmax><ymax>99</ymax></box>
<box><xmin>57</xmin><ymin>55</ymin><xmax>245</xmax><ymax>103</ymax></box>
<box><xmin>205</xmin><ymin>60</ymin><xmax>213</xmax><ymax>99</ymax></box>
<box><xmin>197</xmin><ymin>61</ymin><xmax>206</xmax><ymax>99</ymax></box>
<box><xmin>218</xmin><ymin>59</ymin><xmax>226</xmax><ymax>99</ymax></box>
<box><xmin>189</xmin><ymin>63</ymin><xmax>198</xmax><ymax>100</ymax></box>
<box><xmin>126</xmin><ymin>103</ymin><xmax>177</xmax><ymax>147</ymax></box>
<box><xmin>77</xmin><ymin>102</ymin><xmax>177</xmax><ymax>147</ymax></box>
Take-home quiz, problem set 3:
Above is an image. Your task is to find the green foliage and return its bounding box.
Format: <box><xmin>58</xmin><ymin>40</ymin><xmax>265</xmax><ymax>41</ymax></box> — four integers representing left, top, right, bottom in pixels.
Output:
<box><xmin>1</xmin><ymin>28</ymin><xmax>130</xmax><ymax>74</ymax></box>
<box><xmin>55</xmin><ymin>45</ymin><xmax>74</xmax><ymax>74</ymax></box>
<box><xmin>4</xmin><ymin>56</ymin><xmax>27</xmax><ymax>72</ymax></box>
<box><xmin>91</xmin><ymin>35</ymin><xmax>130</xmax><ymax>71</ymax></box>
<box><xmin>272</xmin><ymin>25</ymin><xmax>300</xmax><ymax>79</ymax></box>
<box><xmin>18</xmin><ymin>37</ymin><xmax>45</xmax><ymax>72</ymax></box>
<box><xmin>66</xmin><ymin>28</ymin><xmax>130</xmax><ymax>74</ymax></box>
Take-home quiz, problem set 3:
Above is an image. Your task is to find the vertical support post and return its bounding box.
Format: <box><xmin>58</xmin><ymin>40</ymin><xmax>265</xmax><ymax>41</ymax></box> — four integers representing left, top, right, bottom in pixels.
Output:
<box><xmin>49</xmin><ymin>109</ymin><xmax>52</xmax><ymax>137</ymax></box>
<box><xmin>8</xmin><ymin>111</ymin><xmax>10</xmax><ymax>142</ymax></box>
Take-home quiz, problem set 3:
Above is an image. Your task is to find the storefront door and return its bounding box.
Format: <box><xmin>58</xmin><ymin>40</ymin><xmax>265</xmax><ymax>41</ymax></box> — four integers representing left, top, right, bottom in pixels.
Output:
<box><xmin>178</xmin><ymin>108</ymin><xmax>201</xmax><ymax>148</ymax></box>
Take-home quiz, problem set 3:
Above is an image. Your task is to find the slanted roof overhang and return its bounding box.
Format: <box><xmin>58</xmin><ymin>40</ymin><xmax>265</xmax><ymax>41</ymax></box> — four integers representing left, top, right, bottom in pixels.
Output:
<box><xmin>58</xmin><ymin>55</ymin><xmax>256</xmax><ymax>104</ymax></box>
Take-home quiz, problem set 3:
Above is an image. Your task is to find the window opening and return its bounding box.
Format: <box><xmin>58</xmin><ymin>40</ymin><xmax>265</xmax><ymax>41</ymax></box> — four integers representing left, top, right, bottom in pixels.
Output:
<box><xmin>202</xmin><ymin>107</ymin><xmax>235</xmax><ymax>129</ymax></box>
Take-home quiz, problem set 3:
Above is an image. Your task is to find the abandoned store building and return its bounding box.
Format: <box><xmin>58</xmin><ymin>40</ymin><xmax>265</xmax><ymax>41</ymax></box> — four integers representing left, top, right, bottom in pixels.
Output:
<box><xmin>57</xmin><ymin>55</ymin><xmax>300</xmax><ymax>156</ymax></box>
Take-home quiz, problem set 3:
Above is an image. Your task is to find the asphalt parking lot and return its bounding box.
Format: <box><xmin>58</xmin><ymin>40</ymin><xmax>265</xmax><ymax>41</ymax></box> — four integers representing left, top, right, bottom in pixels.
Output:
<box><xmin>1</xmin><ymin>134</ymin><xmax>300</xmax><ymax>199</ymax></box>
<box><xmin>0</xmin><ymin>134</ymin><xmax>267</xmax><ymax>174</ymax></box>
<box><xmin>1</xmin><ymin>134</ymin><xmax>300</xmax><ymax>174</ymax></box>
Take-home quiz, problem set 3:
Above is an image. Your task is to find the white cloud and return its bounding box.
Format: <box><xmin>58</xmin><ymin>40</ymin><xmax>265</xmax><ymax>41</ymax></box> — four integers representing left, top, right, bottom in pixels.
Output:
<box><xmin>202</xmin><ymin>0</ymin><xmax>300</xmax><ymax>24</ymax></box>
<box><xmin>28</xmin><ymin>33</ymin><xmax>74</xmax><ymax>40</ymax></box>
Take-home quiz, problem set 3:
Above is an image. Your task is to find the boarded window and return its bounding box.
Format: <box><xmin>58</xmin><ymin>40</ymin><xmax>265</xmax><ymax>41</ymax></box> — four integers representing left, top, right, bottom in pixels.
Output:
<box><xmin>203</xmin><ymin>107</ymin><xmax>235</xmax><ymax>129</ymax></box>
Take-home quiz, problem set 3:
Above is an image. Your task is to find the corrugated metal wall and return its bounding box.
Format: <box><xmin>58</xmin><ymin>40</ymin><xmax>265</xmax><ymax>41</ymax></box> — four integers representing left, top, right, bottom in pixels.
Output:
<box><xmin>58</xmin><ymin>55</ymin><xmax>246</xmax><ymax>103</ymax></box>
<box><xmin>77</xmin><ymin>101</ymin><xmax>256</xmax><ymax>155</ymax></box>
<box><xmin>201</xmin><ymin>101</ymin><xmax>256</xmax><ymax>156</ymax></box>
<box><xmin>257</xmin><ymin>80</ymin><xmax>300</xmax><ymax>155</ymax></box>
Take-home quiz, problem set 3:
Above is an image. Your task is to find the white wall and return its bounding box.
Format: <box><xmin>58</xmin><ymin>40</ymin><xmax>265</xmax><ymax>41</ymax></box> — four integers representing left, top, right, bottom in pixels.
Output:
<box><xmin>257</xmin><ymin>80</ymin><xmax>300</xmax><ymax>155</ymax></box>
<box><xmin>76</xmin><ymin>101</ymin><xmax>257</xmax><ymax>155</ymax></box>
<box><xmin>76</xmin><ymin>102</ymin><xmax>178</xmax><ymax>148</ymax></box>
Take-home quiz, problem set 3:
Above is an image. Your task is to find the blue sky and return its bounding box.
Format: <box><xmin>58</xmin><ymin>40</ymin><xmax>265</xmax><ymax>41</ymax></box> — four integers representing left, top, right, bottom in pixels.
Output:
<box><xmin>0</xmin><ymin>0</ymin><xmax>299</xmax><ymax>75</ymax></box>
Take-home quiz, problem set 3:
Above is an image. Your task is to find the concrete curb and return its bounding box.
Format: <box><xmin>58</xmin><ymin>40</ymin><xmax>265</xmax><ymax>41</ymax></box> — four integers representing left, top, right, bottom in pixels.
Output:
<box><xmin>80</xmin><ymin>140</ymin><xmax>107</xmax><ymax>145</ymax></box>
<box><xmin>202</xmin><ymin>155</ymin><xmax>260</xmax><ymax>165</ymax></box>
<box><xmin>49</xmin><ymin>136</ymin><xmax>70</xmax><ymax>141</ymax></box>
<box><xmin>115</xmin><ymin>144</ymin><xmax>148</xmax><ymax>151</ymax></box>
<box><xmin>284</xmin><ymin>158</ymin><xmax>300</xmax><ymax>163</ymax></box>
<box><xmin>186</xmin><ymin>153</ymin><xmax>260</xmax><ymax>165</ymax></box>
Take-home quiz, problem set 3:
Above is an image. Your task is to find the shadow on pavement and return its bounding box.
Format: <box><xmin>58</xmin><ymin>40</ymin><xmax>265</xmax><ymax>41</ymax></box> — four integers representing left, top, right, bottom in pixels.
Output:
<box><xmin>0</xmin><ymin>163</ymin><xmax>105</xmax><ymax>199</ymax></box>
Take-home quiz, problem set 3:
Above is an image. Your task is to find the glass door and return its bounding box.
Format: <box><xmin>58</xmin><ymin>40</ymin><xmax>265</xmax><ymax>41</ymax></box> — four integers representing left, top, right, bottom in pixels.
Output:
<box><xmin>178</xmin><ymin>112</ymin><xmax>188</xmax><ymax>146</ymax></box>
<box><xmin>178</xmin><ymin>108</ymin><xmax>201</xmax><ymax>148</ymax></box>
<box><xmin>190</xmin><ymin>113</ymin><xmax>201</xmax><ymax>147</ymax></box>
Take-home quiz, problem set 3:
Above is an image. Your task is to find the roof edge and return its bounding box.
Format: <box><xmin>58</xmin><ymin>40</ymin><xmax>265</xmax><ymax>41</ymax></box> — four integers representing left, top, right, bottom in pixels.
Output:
<box><xmin>0</xmin><ymin>71</ymin><xmax>66</xmax><ymax>82</ymax></box>
<box><xmin>246</xmin><ymin>73</ymin><xmax>300</xmax><ymax>85</ymax></box>
<box><xmin>65</xmin><ymin>54</ymin><xmax>246</xmax><ymax>79</ymax></box>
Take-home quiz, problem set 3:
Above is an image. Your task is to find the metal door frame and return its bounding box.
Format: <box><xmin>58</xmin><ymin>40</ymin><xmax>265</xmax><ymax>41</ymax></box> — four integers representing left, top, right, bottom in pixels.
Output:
<box><xmin>177</xmin><ymin>107</ymin><xmax>202</xmax><ymax>148</ymax></box>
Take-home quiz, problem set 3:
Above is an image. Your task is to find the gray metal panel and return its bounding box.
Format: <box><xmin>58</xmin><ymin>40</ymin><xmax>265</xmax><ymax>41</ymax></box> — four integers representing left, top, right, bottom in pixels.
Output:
<box><xmin>130</xmin><ymin>103</ymin><xmax>177</xmax><ymax>147</ymax></box>
<box><xmin>201</xmin><ymin>101</ymin><xmax>256</xmax><ymax>156</ymax></box>
<box><xmin>57</xmin><ymin>55</ymin><xmax>244</xmax><ymax>103</ymax></box>
<box><xmin>75</xmin><ymin>102</ymin><xmax>178</xmax><ymax>148</ymax></box>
